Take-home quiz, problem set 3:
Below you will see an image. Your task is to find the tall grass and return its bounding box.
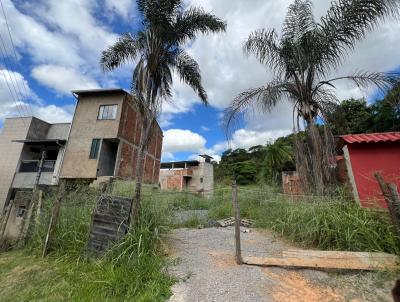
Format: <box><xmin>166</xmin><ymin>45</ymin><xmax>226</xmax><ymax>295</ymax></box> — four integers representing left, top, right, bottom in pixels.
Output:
<box><xmin>22</xmin><ymin>182</ymin><xmax>174</xmax><ymax>301</ymax></box>
<box><xmin>208</xmin><ymin>187</ymin><xmax>400</xmax><ymax>255</ymax></box>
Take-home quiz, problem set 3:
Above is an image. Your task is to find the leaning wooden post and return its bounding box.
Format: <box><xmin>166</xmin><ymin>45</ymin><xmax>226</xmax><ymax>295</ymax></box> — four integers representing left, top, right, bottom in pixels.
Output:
<box><xmin>374</xmin><ymin>172</ymin><xmax>400</xmax><ymax>239</ymax></box>
<box><xmin>232</xmin><ymin>180</ymin><xmax>243</xmax><ymax>265</ymax></box>
<box><xmin>42</xmin><ymin>181</ymin><xmax>65</xmax><ymax>257</ymax></box>
<box><xmin>0</xmin><ymin>200</ymin><xmax>14</xmax><ymax>242</ymax></box>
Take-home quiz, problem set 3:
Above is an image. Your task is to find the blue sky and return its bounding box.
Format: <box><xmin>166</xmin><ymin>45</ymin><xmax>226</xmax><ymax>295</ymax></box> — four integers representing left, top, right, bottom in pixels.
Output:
<box><xmin>1</xmin><ymin>0</ymin><xmax>400</xmax><ymax>162</ymax></box>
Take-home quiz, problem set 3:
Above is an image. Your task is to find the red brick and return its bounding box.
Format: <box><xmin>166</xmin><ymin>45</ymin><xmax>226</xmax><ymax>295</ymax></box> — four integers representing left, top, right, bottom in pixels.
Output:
<box><xmin>117</xmin><ymin>142</ymin><xmax>133</xmax><ymax>178</ymax></box>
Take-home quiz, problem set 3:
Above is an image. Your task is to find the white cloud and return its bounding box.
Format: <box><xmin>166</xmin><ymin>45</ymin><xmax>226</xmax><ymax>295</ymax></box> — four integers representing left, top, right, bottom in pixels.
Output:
<box><xmin>162</xmin><ymin>129</ymin><xmax>206</xmax><ymax>153</ymax></box>
<box><xmin>0</xmin><ymin>69</ymin><xmax>73</xmax><ymax>123</ymax></box>
<box><xmin>104</xmin><ymin>0</ymin><xmax>136</xmax><ymax>21</ymax></box>
<box><xmin>0</xmin><ymin>0</ymin><xmax>83</xmax><ymax>67</ymax></box>
<box><xmin>229</xmin><ymin>128</ymin><xmax>291</xmax><ymax>150</ymax></box>
<box><xmin>201</xmin><ymin>126</ymin><xmax>210</xmax><ymax>131</ymax></box>
<box><xmin>33</xmin><ymin>104</ymin><xmax>74</xmax><ymax>123</ymax></box>
<box><xmin>161</xmin><ymin>151</ymin><xmax>175</xmax><ymax>162</ymax></box>
<box><xmin>32</xmin><ymin>65</ymin><xmax>100</xmax><ymax>95</ymax></box>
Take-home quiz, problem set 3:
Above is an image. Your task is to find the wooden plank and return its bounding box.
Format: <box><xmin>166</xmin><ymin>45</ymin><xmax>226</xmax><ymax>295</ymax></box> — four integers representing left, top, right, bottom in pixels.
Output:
<box><xmin>243</xmin><ymin>250</ymin><xmax>399</xmax><ymax>271</ymax></box>
<box><xmin>232</xmin><ymin>181</ymin><xmax>243</xmax><ymax>265</ymax></box>
<box><xmin>282</xmin><ymin>249</ymin><xmax>395</xmax><ymax>259</ymax></box>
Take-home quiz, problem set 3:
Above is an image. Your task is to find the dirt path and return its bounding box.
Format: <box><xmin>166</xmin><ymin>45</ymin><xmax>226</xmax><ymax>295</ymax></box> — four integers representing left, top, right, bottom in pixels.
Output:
<box><xmin>165</xmin><ymin>227</ymin><xmax>395</xmax><ymax>302</ymax></box>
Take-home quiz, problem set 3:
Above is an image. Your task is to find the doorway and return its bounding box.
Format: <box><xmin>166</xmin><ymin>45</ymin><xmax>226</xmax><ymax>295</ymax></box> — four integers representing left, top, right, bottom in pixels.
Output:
<box><xmin>97</xmin><ymin>139</ymin><xmax>119</xmax><ymax>177</ymax></box>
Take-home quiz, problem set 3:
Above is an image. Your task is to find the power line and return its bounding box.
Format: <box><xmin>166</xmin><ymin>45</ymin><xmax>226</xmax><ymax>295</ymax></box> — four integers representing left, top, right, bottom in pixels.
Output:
<box><xmin>0</xmin><ymin>34</ymin><xmax>30</xmax><ymax>118</ymax></box>
<box><xmin>0</xmin><ymin>0</ymin><xmax>33</xmax><ymax>116</ymax></box>
<box><xmin>0</xmin><ymin>67</ymin><xmax>29</xmax><ymax>131</ymax></box>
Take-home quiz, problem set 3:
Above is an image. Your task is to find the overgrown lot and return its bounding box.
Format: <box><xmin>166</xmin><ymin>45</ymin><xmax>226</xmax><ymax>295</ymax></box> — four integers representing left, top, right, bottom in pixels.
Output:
<box><xmin>1</xmin><ymin>182</ymin><xmax>174</xmax><ymax>302</ymax></box>
<box><xmin>161</xmin><ymin>185</ymin><xmax>400</xmax><ymax>255</ymax></box>
<box><xmin>0</xmin><ymin>182</ymin><xmax>399</xmax><ymax>301</ymax></box>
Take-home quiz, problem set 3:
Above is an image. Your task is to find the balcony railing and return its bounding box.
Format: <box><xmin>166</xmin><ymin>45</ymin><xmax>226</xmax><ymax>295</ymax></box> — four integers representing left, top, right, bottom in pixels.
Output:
<box><xmin>19</xmin><ymin>160</ymin><xmax>56</xmax><ymax>173</ymax></box>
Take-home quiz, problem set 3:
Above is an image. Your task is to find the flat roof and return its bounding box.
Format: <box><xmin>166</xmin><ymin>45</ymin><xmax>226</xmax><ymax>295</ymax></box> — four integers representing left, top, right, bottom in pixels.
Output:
<box><xmin>71</xmin><ymin>88</ymin><xmax>127</xmax><ymax>96</ymax></box>
<box><xmin>161</xmin><ymin>160</ymin><xmax>199</xmax><ymax>168</ymax></box>
<box><xmin>12</xmin><ymin>139</ymin><xmax>67</xmax><ymax>144</ymax></box>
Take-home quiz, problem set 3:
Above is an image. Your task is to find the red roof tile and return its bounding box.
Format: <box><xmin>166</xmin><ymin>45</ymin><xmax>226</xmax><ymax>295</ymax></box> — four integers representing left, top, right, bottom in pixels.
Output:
<box><xmin>340</xmin><ymin>132</ymin><xmax>400</xmax><ymax>144</ymax></box>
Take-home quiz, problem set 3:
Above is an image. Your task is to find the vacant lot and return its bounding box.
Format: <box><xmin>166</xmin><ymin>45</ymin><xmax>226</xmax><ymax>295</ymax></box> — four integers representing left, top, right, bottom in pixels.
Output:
<box><xmin>166</xmin><ymin>227</ymin><xmax>398</xmax><ymax>302</ymax></box>
<box><xmin>0</xmin><ymin>182</ymin><xmax>398</xmax><ymax>301</ymax></box>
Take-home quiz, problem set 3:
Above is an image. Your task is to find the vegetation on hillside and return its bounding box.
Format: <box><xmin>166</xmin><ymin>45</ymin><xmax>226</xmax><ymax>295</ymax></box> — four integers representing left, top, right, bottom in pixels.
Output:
<box><xmin>327</xmin><ymin>92</ymin><xmax>400</xmax><ymax>135</ymax></box>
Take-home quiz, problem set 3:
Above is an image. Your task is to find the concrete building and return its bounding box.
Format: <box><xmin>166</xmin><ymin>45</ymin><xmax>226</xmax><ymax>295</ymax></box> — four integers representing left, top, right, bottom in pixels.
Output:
<box><xmin>0</xmin><ymin>88</ymin><xmax>163</xmax><ymax>219</ymax></box>
<box><xmin>159</xmin><ymin>155</ymin><xmax>214</xmax><ymax>197</ymax></box>
<box><xmin>0</xmin><ymin>117</ymin><xmax>70</xmax><ymax>212</ymax></box>
<box><xmin>61</xmin><ymin>88</ymin><xmax>163</xmax><ymax>183</ymax></box>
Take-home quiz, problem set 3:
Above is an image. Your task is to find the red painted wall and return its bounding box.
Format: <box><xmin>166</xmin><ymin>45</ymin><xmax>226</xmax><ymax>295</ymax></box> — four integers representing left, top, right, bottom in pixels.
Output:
<box><xmin>347</xmin><ymin>142</ymin><xmax>400</xmax><ymax>208</ymax></box>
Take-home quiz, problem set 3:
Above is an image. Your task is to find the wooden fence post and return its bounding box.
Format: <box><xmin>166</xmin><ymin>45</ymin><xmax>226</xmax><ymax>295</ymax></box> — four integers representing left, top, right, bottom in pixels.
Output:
<box><xmin>42</xmin><ymin>181</ymin><xmax>65</xmax><ymax>257</ymax></box>
<box><xmin>0</xmin><ymin>200</ymin><xmax>14</xmax><ymax>243</ymax></box>
<box><xmin>232</xmin><ymin>180</ymin><xmax>243</xmax><ymax>265</ymax></box>
<box><xmin>374</xmin><ymin>172</ymin><xmax>400</xmax><ymax>239</ymax></box>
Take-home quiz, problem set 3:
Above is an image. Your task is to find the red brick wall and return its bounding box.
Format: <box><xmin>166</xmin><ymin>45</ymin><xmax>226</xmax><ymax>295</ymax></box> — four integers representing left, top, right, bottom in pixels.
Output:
<box><xmin>144</xmin><ymin>155</ymin><xmax>154</xmax><ymax>183</ymax></box>
<box><xmin>166</xmin><ymin>174</ymin><xmax>182</xmax><ymax>190</ymax></box>
<box><xmin>282</xmin><ymin>171</ymin><xmax>304</xmax><ymax>196</ymax></box>
<box><xmin>116</xmin><ymin>95</ymin><xmax>163</xmax><ymax>184</ymax></box>
<box><xmin>118</xmin><ymin>142</ymin><xmax>133</xmax><ymax>178</ymax></box>
<box><xmin>153</xmin><ymin>161</ymin><xmax>161</xmax><ymax>183</ymax></box>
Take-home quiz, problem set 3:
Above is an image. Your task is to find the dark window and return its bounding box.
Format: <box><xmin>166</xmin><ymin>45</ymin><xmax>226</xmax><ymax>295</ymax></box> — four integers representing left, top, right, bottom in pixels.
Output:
<box><xmin>89</xmin><ymin>139</ymin><xmax>101</xmax><ymax>159</ymax></box>
<box><xmin>16</xmin><ymin>206</ymin><xmax>26</xmax><ymax>218</ymax></box>
<box><xmin>200</xmin><ymin>178</ymin><xmax>203</xmax><ymax>183</ymax></box>
<box><xmin>98</xmin><ymin>105</ymin><xmax>117</xmax><ymax>120</ymax></box>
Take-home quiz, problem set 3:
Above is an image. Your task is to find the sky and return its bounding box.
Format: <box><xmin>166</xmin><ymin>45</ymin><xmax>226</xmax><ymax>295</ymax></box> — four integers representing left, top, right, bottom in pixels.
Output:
<box><xmin>0</xmin><ymin>0</ymin><xmax>400</xmax><ymax>163</ymax></box>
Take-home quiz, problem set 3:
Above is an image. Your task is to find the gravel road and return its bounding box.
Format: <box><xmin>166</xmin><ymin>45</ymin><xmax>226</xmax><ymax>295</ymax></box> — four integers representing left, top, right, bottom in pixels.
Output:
<box><xmin>165</xmin><ymin>227</ymin><xmax>396</xmax><ymax>302</ymax></box>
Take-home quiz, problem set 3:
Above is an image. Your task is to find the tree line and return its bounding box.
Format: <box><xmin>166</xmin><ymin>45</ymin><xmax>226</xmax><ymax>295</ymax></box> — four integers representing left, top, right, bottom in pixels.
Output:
<box><xmin>216</xmin><ymin>85</ymin><xmax>400</xmax><ymax>186</ymax></box>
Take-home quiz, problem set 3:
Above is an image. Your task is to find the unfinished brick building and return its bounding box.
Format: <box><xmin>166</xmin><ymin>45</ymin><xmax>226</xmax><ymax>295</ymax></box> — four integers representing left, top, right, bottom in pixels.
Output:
<box><xmin>61</xmin><ymin>88</ymin><xmax>163</xmax><ymax>183</ymax></box>
<box><xmin>159</xmin><ymin>155</ymin><xmax>214</xmax><ymax>198</ymax></box>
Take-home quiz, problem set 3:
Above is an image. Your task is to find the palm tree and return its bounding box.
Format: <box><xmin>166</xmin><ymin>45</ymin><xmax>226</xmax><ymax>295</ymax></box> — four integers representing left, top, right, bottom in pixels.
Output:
<box><xmin>101</xmin><ymin>0</ymin><xmax>226</xmax><ymax>224</ymax></box>
<box><xmin>226</xmin><ymin>0</ymin><xmax>400</xmax><ymax>193</ymax></box>
<box><xmin>264</xmin><ymin>141</ymin><xmax>293</xmax><ymax>181</ymax></box>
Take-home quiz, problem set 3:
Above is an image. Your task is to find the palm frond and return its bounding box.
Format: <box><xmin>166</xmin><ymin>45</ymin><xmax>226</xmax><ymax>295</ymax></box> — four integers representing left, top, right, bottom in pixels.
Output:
<box><xmin>225</xmin><ymin>80</ymin><xmax>288</xmax><ymax>130</ymax></box>
<box><xmin>100</xmin><ymin>33</ymin><xmax>141</xmax><ymax>71</ymax></box>
<box><xmin>174</xmin><ymin>7</ymin><xmax>226</xmax><ymax>43</ymax></box>
<box><xmin>244</xmin><ymin>29</ymin><xmax>282</xmax><ymax>73</ymax></box>
<box><xmin>175</xmin><ymin>50</ymin><xmax>207</xmax><ymax>103</ymax></box>
<box><xmin>282</xmin><ymin>0</ymin><xmax>316</xmax><ymax>42</ymax></box>
<box><xmin>318</xmin><ymin>0</ymin><xmax>400</xmax><ymax>71</ymax></box>
<box><xmin>318</xmin><ymin>71</ymin><xmax>400</xmax><ymax>93</ymax></box>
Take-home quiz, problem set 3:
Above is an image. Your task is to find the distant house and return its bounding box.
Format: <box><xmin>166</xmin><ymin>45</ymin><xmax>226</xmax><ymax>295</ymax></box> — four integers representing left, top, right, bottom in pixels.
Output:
<box><xmin>159</xmin><ymin>155</ymin><xmax>214</xmax><ymax>198</ymax></box>
<box><xmin>338</xmin><ymin>132</ymin><xmax>400</xmax><ymax>208</ymax></box>
<box><xmin>0</xmin><ymin>88</ymin><xmax>163</xmax><ymax>219</ymax></box>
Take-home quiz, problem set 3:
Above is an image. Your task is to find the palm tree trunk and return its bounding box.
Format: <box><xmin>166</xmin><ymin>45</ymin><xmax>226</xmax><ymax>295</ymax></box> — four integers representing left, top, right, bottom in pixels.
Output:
<box><xmin>129</xmin><ymin>121</ymin><xmax>152</xmax><ymax>227</ymax></box>
<box><xmin>306</xmin><ymin>120</ymin><xmax>325</xmax><ymax>194</ymax></box>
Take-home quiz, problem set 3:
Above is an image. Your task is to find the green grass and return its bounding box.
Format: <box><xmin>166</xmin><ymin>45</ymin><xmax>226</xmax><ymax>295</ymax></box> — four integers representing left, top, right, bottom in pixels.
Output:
<box><xmin>1</xmin><ymin>182</ymin><xmax>174</xmax><ymax>302</ymax></box>
<box><xmin>208</xmin><ymin>186</ymin><xmax>400</xmax><ymax>255</ymax></box>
